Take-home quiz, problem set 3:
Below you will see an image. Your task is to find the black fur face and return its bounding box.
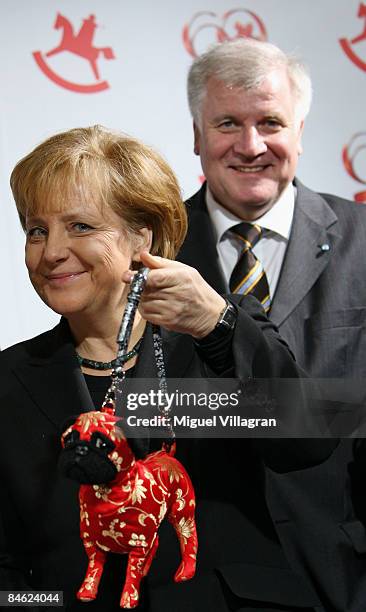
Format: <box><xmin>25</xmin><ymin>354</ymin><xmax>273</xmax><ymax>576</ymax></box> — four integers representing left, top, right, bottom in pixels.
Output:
<box><xmin>58</xmin><ymin>429</ymin><xmax>117</xmax><ymax>484</ymax></box>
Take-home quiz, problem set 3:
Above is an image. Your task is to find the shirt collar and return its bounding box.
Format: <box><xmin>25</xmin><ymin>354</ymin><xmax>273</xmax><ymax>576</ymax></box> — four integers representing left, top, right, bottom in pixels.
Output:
<box><xmin>206</xmin><ymin>182</ymin><xmax>296</xmax><ymax>244</ymax></box>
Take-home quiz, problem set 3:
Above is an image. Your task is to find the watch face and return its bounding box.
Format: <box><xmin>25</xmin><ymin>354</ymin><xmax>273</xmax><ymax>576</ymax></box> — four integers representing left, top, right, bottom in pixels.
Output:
<box><xmin>219</xmin><ymin>303</ymin><xmax>237</xmax><ymax>329</ymax></box>
<box><xmin>197</xmin><ymin>302</ymin><xmax>237</xmax><ymax>344</ymax></box>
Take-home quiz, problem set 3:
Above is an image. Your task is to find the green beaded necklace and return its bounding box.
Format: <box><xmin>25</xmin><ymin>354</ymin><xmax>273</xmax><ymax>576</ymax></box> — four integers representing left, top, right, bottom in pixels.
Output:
<box><xmin>76</xmin><ymin>337</ymin><xmax>143</xmax><ymax>371</ymax></box>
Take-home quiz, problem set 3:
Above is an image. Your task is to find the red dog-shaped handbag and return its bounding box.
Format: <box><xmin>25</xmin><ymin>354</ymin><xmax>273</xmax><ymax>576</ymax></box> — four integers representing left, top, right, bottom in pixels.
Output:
<box><xmin>59</xmin><ymin>409</ymin><xmax>197</xmax><ymax>608</ymax></box>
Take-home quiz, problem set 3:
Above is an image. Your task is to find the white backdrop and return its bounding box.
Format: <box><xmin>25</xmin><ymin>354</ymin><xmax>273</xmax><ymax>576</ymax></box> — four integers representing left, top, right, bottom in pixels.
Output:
<box><xmin>1</xmin><ymin>0</ymin><xmax>366</xmax><ymax>348</ymax></box>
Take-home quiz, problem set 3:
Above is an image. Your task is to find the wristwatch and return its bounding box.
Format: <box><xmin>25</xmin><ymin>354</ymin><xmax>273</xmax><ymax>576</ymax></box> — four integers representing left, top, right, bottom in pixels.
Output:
<box><xmin>197</xmin><ymin>299</ymin><xmax>237</xmax><ymax>344</ymax></box>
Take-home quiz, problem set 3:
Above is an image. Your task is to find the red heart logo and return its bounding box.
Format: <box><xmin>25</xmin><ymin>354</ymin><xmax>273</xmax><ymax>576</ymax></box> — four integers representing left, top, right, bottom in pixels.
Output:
<box><xmin>342</xmin><ymin>132</ymin><xmax>366</xmax><ymax>202</ymax></box>
<box><xmin>182</xmin><ymin>9</ymin><xmax>267</xmax><ymax>58</ymax></box>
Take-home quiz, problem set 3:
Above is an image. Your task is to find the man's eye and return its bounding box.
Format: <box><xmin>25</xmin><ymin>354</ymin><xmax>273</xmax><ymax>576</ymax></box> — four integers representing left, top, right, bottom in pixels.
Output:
<box><xmin>263</xmin><ymin>119</ymin><xmax>282</xmax><ymax>130</ymax></box>
<box><xmin>218</xmin><ymin>120</ymin><xmax>235</xmax><ymax>129</ymax></box>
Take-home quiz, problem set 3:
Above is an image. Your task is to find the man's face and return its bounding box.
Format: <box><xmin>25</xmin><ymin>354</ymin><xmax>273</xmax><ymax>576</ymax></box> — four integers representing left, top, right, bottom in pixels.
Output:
<box><xmin>194</xmin><ymin>69</ymin><xmax>304</xmax><ymax>220</ymax></box>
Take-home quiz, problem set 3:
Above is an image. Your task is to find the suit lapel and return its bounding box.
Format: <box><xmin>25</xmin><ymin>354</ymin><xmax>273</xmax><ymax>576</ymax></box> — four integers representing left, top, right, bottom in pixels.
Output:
<box><xmin>14</xmin><ymin>320</ymin><xmax>93</xmax><ymax>430</ymax></box>
<box><xmin>179</xmin><ymin>184</ymin><xmax>227</xmax><ymax>294</ymax></box>
<box><xmin>270</xmin><ymin>180</ymin><xmax>342</xmax><ymax>327</ymax></box>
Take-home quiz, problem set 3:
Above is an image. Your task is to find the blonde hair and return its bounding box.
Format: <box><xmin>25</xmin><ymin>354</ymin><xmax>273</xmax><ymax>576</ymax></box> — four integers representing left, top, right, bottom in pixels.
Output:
<box><xmin>10</xmin><ymin>125</ymin><xmax>187</xmax><ymax>259</ymax></box>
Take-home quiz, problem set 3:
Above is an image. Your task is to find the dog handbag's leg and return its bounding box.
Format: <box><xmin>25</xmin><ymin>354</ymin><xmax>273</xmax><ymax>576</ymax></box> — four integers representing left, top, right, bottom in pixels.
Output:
<box><xmin>169</xmin><ymin>496</ymin><xmax>198</xmax><ymax>582</ymax></box>
<box><xmin>141</xmin><ymin>533</ymin><xmax>159</xmax><ymax>577</ymax></box>
<box><xmin>120</xmin><ymin>539</ymin><xmax>158</xmax><ymax>610</ymax></box>
<box><xmin>77</xmin><ymin>542</ymin><xmax>107</xmax><ymax>601</ymax></box>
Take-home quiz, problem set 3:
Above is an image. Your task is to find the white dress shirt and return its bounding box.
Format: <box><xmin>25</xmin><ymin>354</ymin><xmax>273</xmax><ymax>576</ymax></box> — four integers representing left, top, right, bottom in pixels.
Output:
<box><xmin>206</xmin><ymin>182</ymin><xmax>296</xmax><ymax>299</ymax></box>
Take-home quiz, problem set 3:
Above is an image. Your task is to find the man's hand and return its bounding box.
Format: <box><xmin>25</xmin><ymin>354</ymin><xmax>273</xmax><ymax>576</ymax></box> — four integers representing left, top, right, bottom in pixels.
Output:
<box><xmin>122</xmin><ymin>251</ymin><xmax>226</xmax><ymax>338</ymax></box>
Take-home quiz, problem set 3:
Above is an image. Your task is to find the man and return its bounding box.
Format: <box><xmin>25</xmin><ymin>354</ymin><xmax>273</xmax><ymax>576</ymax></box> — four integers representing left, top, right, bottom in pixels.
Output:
<box><xmin>178</xmin><ymin>39</ymin><xmax>366</xmax><ymax>612</ymax></box>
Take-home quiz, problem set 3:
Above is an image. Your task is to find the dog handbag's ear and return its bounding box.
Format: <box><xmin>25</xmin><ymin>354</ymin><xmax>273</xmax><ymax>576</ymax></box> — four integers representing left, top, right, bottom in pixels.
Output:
<box><xmin>114</xmin><ymin>419</ymin><xmax>127</xmax><ymax>439</ymax></box>
<box><xmin>115</xmin><ymin>418</ymin><xmax>124</xmax><ymax>430</ymax></box>
<box><xmin>60</xmin><ymin>415</ymin><xmax>78</xmax><ymax>434</ymax></box>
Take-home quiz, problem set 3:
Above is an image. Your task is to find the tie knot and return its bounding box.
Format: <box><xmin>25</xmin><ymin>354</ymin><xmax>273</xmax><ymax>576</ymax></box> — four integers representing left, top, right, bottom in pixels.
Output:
<box><xmin>231</xmin><ymin>222</ymin><xmax>262</xmax><ymax>249</ymax></box>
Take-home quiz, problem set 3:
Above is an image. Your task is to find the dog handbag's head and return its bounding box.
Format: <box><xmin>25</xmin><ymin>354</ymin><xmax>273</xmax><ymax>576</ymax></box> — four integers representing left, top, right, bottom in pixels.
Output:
<box><xmin>58</xmin><ymin>411</ymin><xmax>135</xmax><ymax>485</ymax></box>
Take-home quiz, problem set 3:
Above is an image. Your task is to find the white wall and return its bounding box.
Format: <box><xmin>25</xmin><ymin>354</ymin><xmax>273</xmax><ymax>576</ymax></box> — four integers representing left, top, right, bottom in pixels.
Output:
<box><xmin>1</xmin><ymin>0</ymin><xmax>365</xmax><ymax>347</ymax></box>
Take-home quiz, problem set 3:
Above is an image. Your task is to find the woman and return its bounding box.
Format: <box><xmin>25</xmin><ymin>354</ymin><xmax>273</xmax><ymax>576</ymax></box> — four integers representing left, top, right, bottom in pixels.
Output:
<box><xmin>0</xmin><ymin>126</ymin><xmax>335</xmax><ymax>612</ymax></box>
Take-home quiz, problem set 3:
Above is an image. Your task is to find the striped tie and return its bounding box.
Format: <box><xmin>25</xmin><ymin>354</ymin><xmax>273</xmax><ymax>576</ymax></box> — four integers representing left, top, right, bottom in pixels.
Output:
<box><xmin>229</xmin><ymin>222</ymin><xmax>271</xmax><ymax>312</ymax></box>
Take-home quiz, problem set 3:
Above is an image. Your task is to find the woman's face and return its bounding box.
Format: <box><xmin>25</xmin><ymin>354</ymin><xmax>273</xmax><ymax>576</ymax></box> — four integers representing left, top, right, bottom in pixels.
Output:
<box><xmin>25</xmin><ymin>194</ymin><xmax>150</xmax><ymax>318</ymax></box>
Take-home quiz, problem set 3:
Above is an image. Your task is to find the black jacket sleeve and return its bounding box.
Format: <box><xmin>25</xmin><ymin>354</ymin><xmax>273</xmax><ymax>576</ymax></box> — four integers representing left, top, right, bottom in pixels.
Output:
<box><xmin>215</xmin><ymin>294</ymin><xmax>339</xmax><ymax>472</ymax></box>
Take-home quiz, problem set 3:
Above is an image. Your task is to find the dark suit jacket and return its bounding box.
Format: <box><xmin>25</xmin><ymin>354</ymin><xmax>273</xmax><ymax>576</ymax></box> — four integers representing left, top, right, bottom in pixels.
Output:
<box><xmin>178</xmin><ymin>180</ymin><xmax>366</xmax><ymax>612</ymax></box>
<box><xmin>0</xmin><ymin>300</ymin><xmax>335</xmax><ymax>612</ymax></box>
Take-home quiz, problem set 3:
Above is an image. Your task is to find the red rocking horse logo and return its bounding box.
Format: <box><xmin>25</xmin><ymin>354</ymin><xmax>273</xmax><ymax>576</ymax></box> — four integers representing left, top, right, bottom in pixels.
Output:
<box><xmin>183</xmin><ymin>8</ymin><xmax>267</xmax><ymax>58</ymax></box>
<box><xmin>33</xmin><ymin>13</ymin><xmax>115</xmax><ymax>93</ymax></box>
<box><xmin>339</xmin><ymin>3</ymin><xmax>366</xmax><ymax>72</ymax></box>
<box><xmin>342</xmin><ymin>133</ymin><xmax>366</xmax><ymax>203</ymax></box>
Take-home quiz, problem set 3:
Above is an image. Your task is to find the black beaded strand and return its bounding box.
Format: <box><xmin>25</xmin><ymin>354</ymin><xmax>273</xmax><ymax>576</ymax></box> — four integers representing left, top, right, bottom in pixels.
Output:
<box><xmin>76</xmin><ymin>338</ymin><xmax>143</xmax><ymax>371</ymax></box>
<box><xmin>102</xmin><ymin>268</ymin><xmax>149</xmax><ymax>412</ymax></box>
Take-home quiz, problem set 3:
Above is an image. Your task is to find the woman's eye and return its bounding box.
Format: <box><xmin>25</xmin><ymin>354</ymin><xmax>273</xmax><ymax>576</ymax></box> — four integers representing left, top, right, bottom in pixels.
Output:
<box><xmin>26</xmin><ymin>227</ymin><xmax>47</xmax><ymax>239</ymax></box>
<box><xmin>72</xmin><ymin>222</ymin><xmax>93</xmax><ymax>232</ymax></box>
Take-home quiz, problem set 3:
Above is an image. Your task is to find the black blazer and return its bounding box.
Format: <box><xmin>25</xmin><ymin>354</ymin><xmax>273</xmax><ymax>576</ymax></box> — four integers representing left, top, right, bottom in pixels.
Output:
<box><xmin>0</xmin><ymin>299</ymin><xmax>335</xmax><ymax>612</ymax></box>
<box><xmin>178</xmin><ymin>181</ymin><xmax>366</xmax><ymax>612</ymax></box>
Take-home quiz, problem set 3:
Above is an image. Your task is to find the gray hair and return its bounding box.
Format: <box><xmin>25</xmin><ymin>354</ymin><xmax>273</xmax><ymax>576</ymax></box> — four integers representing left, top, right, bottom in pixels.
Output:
<box><xmin>187</xmin><ymin>38</ymin><xmax>312</xmax><ymax>127</ymax></box>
